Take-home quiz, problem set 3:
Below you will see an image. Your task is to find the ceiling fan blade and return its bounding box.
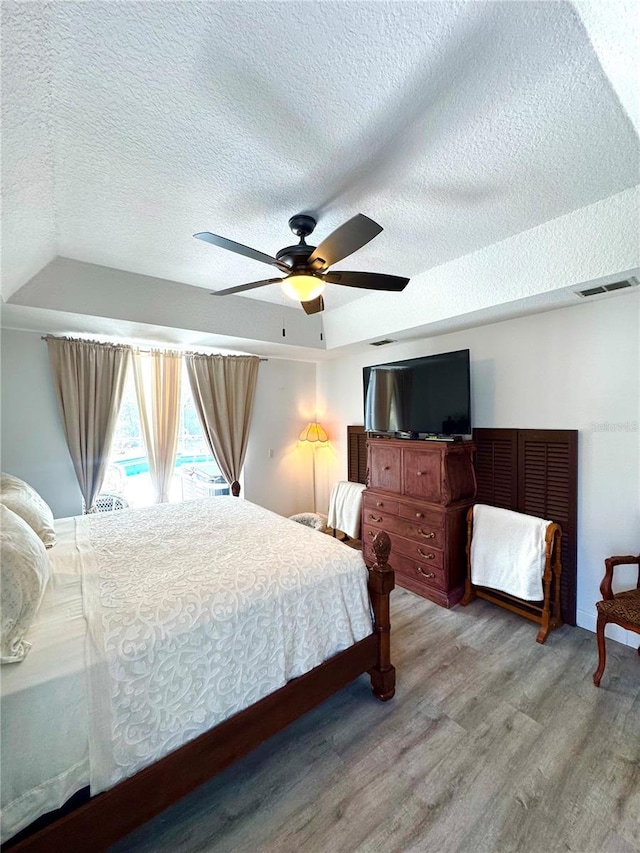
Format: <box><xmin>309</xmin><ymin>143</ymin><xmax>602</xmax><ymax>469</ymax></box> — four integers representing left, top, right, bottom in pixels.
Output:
<box><xmin>194</xmin><ymin>232</ymin><xmax>290</xmax><ymax>272</ymax></box>
<box><xmin>302</xmin><ymin>295</ymin><xmax>324</xmax><ymax>315</ymax></box>
<box><xmin>211</xmin><ymin>277</ymin><xmax>283</xmax><ymax>296</ymax></box>
<box><xmin>307</xmin><ymin>214</ymin><xmax>383</xmax><ymax>269</ymax></box>
<box><xmin>323</xmin><ymin>271</ymin><xmax>409</xmax><ymax>292</ymax></box>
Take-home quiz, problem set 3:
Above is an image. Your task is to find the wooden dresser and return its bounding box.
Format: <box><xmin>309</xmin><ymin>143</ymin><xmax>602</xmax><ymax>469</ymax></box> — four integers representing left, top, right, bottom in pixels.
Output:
<box><xmin>362</xmin><ymin>437</ymin><xmax>476</xmax><ymax>608</ymax></box>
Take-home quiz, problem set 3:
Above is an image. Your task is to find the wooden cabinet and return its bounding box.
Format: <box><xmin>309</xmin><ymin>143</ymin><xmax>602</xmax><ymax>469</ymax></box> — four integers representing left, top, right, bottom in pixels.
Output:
<box><xmin>368</xmin><ymin>442</ymin><xmax>401</xmax><ymax>493</ymax></box>
<box><xmin>402</xmin><ymin>447</ymin><xmax>442</xmax><ymax>501</ymax></box>
<box><xmin>362</xmin><ymin>438</ymin><xmax>476</xmax><ymax>608</ymax></box>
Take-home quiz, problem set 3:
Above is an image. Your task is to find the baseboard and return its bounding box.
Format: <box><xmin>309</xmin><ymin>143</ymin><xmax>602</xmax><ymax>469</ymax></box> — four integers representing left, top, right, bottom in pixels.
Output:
<box><xmin>577</xmin><ymin>608</ymin><xmax>637</xmax><ymax>648</ymax></box>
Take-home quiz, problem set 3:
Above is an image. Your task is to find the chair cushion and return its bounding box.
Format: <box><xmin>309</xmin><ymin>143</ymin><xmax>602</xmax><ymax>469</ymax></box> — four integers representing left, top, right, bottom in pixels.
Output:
<box><xmin>289</xmin><ymin>512</ymin><xmax>327</xmax><ymax>531</ymax></box>
<box><xmin>596</xmin><ymin>588</ymin><xmax>640</xmax><ymax>628</ymax></box>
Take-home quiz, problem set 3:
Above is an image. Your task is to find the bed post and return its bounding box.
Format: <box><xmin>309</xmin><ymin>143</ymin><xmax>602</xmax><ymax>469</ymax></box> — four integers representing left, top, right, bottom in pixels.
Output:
<box><xmin>460</xmin><ymin>506</ymin><xmax>476</xmax><ymax>606</ymax></box>
<box><xmin>368</xmin><ymin>531</ymin><xmax>396</xmax><ymax>701</ymax></box>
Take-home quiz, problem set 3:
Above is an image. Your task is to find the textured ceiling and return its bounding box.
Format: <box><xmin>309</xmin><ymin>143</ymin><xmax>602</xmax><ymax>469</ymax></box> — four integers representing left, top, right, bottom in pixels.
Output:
<box><xmin>1</xmin><ymin>0</ymin><xmax>638</xmax><ymax>321</ymax></box>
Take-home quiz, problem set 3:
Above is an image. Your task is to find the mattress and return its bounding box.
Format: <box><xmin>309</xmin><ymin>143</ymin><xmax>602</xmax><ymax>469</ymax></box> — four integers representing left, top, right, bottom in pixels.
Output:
<box><xmin>1</xmin><ymin>498</ymin><xmax>372</xmax><ymax>842</ymax></box>
<box><xmin>0</xmin><ymin>517</ymin><xmax>90</xmax><ymax>842</ymax></box>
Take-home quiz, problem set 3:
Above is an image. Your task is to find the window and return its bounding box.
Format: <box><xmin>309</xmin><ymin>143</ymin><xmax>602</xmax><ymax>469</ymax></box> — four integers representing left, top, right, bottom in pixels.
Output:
<box><xmin>106</xmin><ymin>360</ymin><xmax>228</xmax><ymax>507</ymax></box>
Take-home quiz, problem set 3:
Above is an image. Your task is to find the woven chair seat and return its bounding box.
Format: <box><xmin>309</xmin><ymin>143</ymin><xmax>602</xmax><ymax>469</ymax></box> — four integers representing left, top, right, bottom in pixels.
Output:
<box><xmin>289</xmin><ymin>512</ymin><xmax>327</xmax><ymax>532</ymax></box>
<box><xmin>593</xmin><ymin>555</ymin><xmax>640</xmax><ymax>688</ymax></box>
<box><xmin>596</xmin><ymin>588</ymin><xmax>640</xmax><ymax>626</ymax></box>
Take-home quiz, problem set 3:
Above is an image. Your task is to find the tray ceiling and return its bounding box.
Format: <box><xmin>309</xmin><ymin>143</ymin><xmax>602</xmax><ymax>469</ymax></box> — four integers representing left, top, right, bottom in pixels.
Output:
<box><xmin>2</xmin><ymin>1</ymin><xmax>638</xmax><ymax>324</ymax></box>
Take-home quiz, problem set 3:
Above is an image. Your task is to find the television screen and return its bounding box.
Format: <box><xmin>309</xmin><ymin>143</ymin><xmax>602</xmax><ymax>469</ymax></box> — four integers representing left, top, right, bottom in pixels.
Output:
<box><xmin>363</xmin><ymin>349</ymin><xmax>471</xmax><ymax>436</ymax></box>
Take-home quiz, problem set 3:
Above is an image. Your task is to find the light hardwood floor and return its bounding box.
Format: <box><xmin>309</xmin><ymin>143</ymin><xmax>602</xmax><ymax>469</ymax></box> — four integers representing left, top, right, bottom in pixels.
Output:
<box><xmin>113</xmin><ymin>589</ymin><xmax>640</xmax><ymax>853</ymax></box>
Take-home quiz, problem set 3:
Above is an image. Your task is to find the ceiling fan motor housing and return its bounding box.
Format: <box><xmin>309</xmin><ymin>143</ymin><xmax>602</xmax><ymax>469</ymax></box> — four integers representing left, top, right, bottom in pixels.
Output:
<box><xmin>276</xmin><ymin>242</ymin><xmax>318</xmax><ymax>270</ymax></box>
<box><xmin>277</xmin><ymin>216</ymin><xmax>323</xmax><ymax>271</ymax></box>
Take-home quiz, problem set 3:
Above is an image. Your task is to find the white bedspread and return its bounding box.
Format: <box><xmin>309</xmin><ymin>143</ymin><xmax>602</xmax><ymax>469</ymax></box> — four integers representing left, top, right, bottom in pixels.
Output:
<box><xmin>1</xmin><ymin>498</ymin><xmax>372</xmax><ymax>842</ymax></box>
<box><xmin>470</xmin><ymin>504</ymin><xmax>551</xmax><ymax>600</ymax></box>
<box><xmin>81</xmin><ymin>497</ymin><xmax>373</xmax><ymax>793</ymax></box>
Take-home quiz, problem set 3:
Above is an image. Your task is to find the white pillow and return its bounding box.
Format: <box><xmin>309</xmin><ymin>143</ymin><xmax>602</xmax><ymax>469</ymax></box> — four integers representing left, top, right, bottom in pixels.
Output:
<box><xmin>1</xmin><ymin>505</ymin><xmax>51</xmax><ymax>664</ymax></box>
<box><xmin>1</xmin><ymin>472</ymin><xmax>56</xmax><ymax>549</ymax></box>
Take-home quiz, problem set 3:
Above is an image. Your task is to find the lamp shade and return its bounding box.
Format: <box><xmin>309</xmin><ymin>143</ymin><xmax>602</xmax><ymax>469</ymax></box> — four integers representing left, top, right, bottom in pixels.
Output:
<box><xmin>282</xmin><ymin>275</ymin><xmax>326</xmax><ymax>302</ymax></box>
<box><xmin>299</xmin><ymin>421</ymin><xmax>328</xmax><ymax>443</ymax></box>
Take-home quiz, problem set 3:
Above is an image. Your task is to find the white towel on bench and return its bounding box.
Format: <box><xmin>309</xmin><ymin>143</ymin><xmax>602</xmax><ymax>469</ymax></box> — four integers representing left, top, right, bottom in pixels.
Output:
<box><xmin>327</xmin><ymin>481</ymin><xmax>366</xmax><ymax>539</ymax></box>
<box><xmin>470</xmin><ymin>504</ymin><xmax>551</xmax><ymax>601</ymax></box>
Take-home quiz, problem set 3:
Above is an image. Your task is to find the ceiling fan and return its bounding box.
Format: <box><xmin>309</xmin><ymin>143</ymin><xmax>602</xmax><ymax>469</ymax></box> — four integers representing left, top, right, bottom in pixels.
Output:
<box><xmin>194</xmin><ymin>214</ymin><xmax>410</xmax><ymax>315</ymax></box>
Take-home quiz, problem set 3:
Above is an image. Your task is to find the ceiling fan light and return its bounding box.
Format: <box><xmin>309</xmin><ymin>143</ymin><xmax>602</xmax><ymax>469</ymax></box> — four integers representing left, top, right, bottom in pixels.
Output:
<box><xmin>281</xmin><ymin>274</ymin><xmax>325</xmax><ymax>302</ymax></box>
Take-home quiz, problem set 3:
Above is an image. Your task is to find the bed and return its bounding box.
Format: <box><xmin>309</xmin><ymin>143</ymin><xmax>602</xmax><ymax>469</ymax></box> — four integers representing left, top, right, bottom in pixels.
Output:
<box><xmin>1</xmin><ymin>496</ymin><xmax>394</xmax><ymax>852</ymax></box>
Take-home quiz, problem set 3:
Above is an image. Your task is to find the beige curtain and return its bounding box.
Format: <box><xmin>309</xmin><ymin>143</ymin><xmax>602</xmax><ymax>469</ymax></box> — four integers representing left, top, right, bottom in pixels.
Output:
<box><xmin>132</xmin><ymin>349</ymin><xmax>182</xmax><ymax>503</ymax></box>
<box><xmin>46</xmin><ymin>337</ymin><xmax>131</xmax><ymax>513</ymax></box>
<box><xmin>184</xmin><ymin>354</ymin><xmax>259</xmax><ymax>497</ymax></box>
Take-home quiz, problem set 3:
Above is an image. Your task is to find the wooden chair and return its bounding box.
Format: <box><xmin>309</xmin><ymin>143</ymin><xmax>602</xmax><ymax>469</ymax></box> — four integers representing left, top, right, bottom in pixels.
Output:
<box><xmin>593</xmin><ymin>555</ymin><xmax>640</xmax><ymax>687</ymax></box>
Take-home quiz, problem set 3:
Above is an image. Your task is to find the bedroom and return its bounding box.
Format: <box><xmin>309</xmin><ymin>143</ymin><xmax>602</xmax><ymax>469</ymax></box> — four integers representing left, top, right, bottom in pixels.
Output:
<box><xmin>1</xmin><ymin>1</ymin><xmax>639</xmax><ymax>851</ymax></box>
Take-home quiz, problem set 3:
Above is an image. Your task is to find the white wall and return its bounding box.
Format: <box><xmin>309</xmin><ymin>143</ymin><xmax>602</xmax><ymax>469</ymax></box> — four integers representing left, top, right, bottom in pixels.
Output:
<box><xmin>0</xmin><ymin>329</ymin><xmax>318</xmax><ymax>520</ymax></box>
<box><xmin>244</xmin><ymin>358</ymin><xmax>318</xmax><ymax>517</ymax></box>
<box><xmin>317</xmin><ymin>292</ymin><xmax>640</xmax><ymax>647</ymax></box>
<box><xmin>1</xmin><ymin>328</ymin><xmax>83</xmax><ymax>517</ymax></box>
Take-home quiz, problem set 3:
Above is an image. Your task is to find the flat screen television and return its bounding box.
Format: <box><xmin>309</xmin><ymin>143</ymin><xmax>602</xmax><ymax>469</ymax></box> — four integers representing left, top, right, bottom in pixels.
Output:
<box><xmin>363</xmin><ymin>349</ymin><xmax>471</xmax><ymax>436</ymax></box>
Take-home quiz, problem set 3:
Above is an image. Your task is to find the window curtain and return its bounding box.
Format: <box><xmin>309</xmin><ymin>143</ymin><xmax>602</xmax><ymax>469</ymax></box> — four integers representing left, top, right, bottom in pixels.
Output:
<box><xmin>132</xmin><ymin>349</ymin><xmax>182</xmax><ymax>503</ymax></box>
<box><xmin>46</xmin><ymin>337</ymin><xmax>131</xmax><ymax>513</ymax></box>
<box><xmin>184</xmin><ymin>354</ymin><xmax>259</xmax><ymax>497</ymax></box>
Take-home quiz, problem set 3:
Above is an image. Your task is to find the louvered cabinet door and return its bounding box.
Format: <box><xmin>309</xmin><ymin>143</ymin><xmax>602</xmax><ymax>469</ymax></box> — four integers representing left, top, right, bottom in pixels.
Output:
<box><xmin>473</xmin><ymin>429</ymin><xmax>517</xmax><ymax>508</ymax></box>
<box><xmin>517</xmin><ymin>431</ymin><xmax>578</xmax><ymax>625</ymax></box>
<box><xmin>347</xmin><ymin>425</ymin><xmax>368</xmax><ymax>485</ymax></box>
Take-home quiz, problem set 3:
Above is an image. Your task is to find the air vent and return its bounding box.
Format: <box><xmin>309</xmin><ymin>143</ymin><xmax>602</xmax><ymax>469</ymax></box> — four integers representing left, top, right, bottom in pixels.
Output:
<box><xmin>370</xmin><ymin>339</ymin><xmax>396</xmax><ymax>347</ymax></box>
<box><xmin>575</xmin><ymin>277</ymin><xmax>638</xmax><ymax>298</ymax></box>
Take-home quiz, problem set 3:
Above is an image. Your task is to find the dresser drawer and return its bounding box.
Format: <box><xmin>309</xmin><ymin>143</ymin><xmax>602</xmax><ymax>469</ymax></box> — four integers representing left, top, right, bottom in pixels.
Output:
<box><xmin>365</xmin><ymin>531</ymin><xmax>444</xmax><ymax>569</ymax></box>
<box><xmin>362</xmin><ymin>509</ymin><xmax>399</xmax><ymax>533</ymax></box>
<box><xmin>392</xmin><ymin>553</ymin><xmax>447</xmax><ymax>592</ymax></box>
<box><xmin>393</xmin><ymin>516</ymin><xmax>445</xmax><ymax>550</ymax></box>
<box><xmin>391</xmin><ymin>534</ymin><xmax>444</xmax><ymax>568</ymax></box>
<box><xmin>397</xmin><ymin>502</ymin><xmax>444</xmax><ymax>530</ymax></box>
<box><xmin>362</xmin><ymin>493</ymin><xmax>399</xmax><ymax>515</ymax></box>
<box><xmin>363</xmin><ymin>512</ymin><xmax>445</xmax><ymax>550</ymax></box>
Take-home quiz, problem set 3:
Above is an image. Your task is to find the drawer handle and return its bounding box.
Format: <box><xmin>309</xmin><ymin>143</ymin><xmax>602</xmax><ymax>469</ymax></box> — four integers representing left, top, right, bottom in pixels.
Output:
<box><xmin>416</xmin><ymin>471</ymin><xmax>423</xmax><ymax>477</ymax></box>
<box><xmin>415</xmin><ymin>512</ymin><xmax>423</xmax><ymax>518</ymax></box>
<box><xmin>416</xmin><ymin>567</ymin><xmax>436</xmax><ymax>579</ymax></box>
<box><xmin>376</xmin><ymin>501</ymin><xmax>383</xmax><ymax>507</ymax></box>
<box><xmin>369</xmin><ymin>514</ymin><xmax>383</xmax><ymax>522</ymax></box>
<box><xmin>417</xmin><ymin>549</ymin><xmax>435</xmax><ymax>559</ymax></box>
<box><xmin>418</xmin><ymin>529</ymin><xmax>435</xmax><ymax>539</ymax></box>
<box><xmin>383</xmin><ymin>465</ymin><xmax>390</xmax><ymax>471</ymax></box>
<box><xmin>368</xmin><ymin>531</ymin><xmax>376</xmax><ymax>538</ymax></box>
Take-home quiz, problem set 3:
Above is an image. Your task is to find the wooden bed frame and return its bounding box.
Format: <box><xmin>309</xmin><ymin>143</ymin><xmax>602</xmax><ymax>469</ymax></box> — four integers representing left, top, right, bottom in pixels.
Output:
<box><xmin>7</xmin><ymin>532</ymin><xmax>395</xmax><ymax>853</ymax></box>
<box><xmin>460</xmin><ymin>506</ymin><xmax>563</xmax><ymax>644</ymax></box>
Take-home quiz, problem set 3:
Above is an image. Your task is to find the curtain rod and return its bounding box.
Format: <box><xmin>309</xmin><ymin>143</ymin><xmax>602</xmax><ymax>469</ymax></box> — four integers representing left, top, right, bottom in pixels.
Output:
<box><xmin>41</xmin><ymin>336</ymin><xmax>267</xmax><ymax>360</ymax></box>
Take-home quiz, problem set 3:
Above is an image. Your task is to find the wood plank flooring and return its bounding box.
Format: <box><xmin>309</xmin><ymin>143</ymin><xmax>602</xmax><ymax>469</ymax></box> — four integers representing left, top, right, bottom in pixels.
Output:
<box><xmin>113</xmin><ymin>589</ymin><xmax>640</xmax><ymax>853</ymax></box>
